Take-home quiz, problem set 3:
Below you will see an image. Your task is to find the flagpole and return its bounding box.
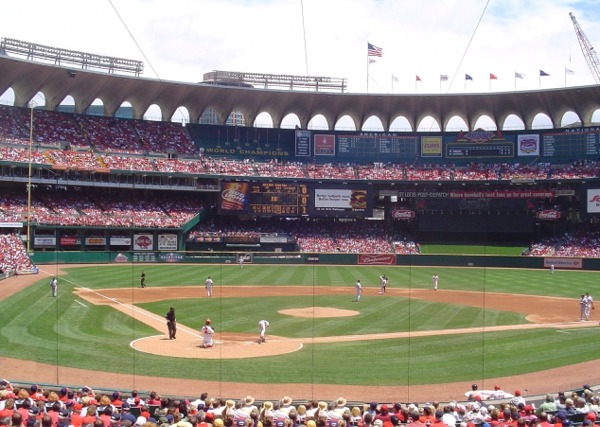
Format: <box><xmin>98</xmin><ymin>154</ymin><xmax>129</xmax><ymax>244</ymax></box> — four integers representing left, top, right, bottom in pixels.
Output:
<box><xmin>366</xmin><ymin>51</ymin><xmax>369</xmax><ymax>93</ymax></box>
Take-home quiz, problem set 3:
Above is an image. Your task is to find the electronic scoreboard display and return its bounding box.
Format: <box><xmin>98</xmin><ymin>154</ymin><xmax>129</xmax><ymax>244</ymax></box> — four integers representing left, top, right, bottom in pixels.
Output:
<box><xmin>248</xmin><ymin>182</ymin><xmax>309</xmax><ymax>215</ymax></box>
<box><xmin>445</xmin><ymin>142</ymin><xmax>514</xmax><ymax>158</ymax></box>
<box><xmin>542</xmin><ymin>130</ymin><xmax>600</xmax><ymax>157</ymax></box>
<box><xmin>220</xmin><ymin>181</ymin><xmax>309</xmax><ymax>216</ymax></box>
<box><xmin>337</xmin><ymin>134</ymin><xmax>418</xmax><ymax>160</ymax></box>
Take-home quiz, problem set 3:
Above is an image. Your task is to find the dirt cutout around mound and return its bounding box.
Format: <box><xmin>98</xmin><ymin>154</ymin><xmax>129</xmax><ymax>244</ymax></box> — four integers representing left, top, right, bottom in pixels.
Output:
<box><xmin>2</xmin><ymin>265</ymin><xmax>600</xmax><ymax>402</ymax></box>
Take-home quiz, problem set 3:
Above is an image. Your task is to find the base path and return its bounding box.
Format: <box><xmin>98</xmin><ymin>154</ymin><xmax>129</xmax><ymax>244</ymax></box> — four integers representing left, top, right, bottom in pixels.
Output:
<box><xmin>1</xmin><ymin>266</ymin><xmax>599</xmax><ymax>402</ymax></box>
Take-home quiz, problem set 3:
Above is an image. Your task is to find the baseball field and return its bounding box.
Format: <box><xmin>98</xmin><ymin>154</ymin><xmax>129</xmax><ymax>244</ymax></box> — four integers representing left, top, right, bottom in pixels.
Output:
<box><xmin>1</xmin><ymin>260</ymin><xmax>599</xmax><ymax>402</ymax></box>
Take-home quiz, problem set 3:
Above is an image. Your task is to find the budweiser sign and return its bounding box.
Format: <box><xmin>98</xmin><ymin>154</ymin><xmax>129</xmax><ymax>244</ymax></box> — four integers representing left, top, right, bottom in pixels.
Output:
<box><xmin>536</xmin><ymin>210</ymin><xmax>561</xmax><ymax>220</ymax></box>
<box><xmin>391</xmin><ymin>209</ymin><xmax>416</xmax><ymax>220</ymax></box>
<box><xmin>358</xmin><ymin>254</ymin><xmax>396</xmax><ymax>265</ymax></box>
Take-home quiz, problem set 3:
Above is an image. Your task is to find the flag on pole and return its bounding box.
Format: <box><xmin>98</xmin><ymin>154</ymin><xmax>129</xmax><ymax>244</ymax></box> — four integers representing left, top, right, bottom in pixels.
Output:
<box><xmin>515</xmin><ymin>72</ymin><xmax>524</xmax><ymax>79</ymax></box>
<box><xmin>540</xmin><ymin>70</ymin><xmax>550</xmax><ymax>77</ymax></box>
<box><xmin>440</xmin><ymin>74</ymin><xmax>449</xmax><ymax>81</ymax></box>
<box><xmin>489</xmin><ymin>73</ymin><xmax>498</xmax><ymax>80</ymax></box>
<box><xmin>465</xmin><ymin>74</ymin><xmax>473</xmax><ymax>81</ymax></box>
<box><xmin>565</xmin><ymin>68</ymin><xmax>575</xmax><ymax>75</ymax></box>
<box><xmin>416</xmin><ymin>75</ymin><xmax>422</xmax><ymax>82</ymax></box>
<box><xmin>368</xmin><ymin>42</ymin><xmax>383</xmax><ymax>57</ymax></box>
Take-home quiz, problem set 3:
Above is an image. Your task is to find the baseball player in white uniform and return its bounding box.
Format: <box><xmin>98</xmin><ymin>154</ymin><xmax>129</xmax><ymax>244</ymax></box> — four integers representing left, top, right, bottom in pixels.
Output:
<box><xmin>258</xmin><ymin>319</ymin><xmax>269</xmax><ymax>343</ymax></box>
<box><xmin>379</xmin><ymin>275</ymin><xmax>388</xmax><ymax>294</ymax></box>
<box><xmin>355</xmin><ymin>280</ymin><xmax>362</xmax><ymax>302</ymax></box>
<box><xmin>205</xmin><ymin>276</ymin><xmax>213</xmax><ymax>297</ymax></box>
<box><xmin>585</xmin><ymin>292</ymin><xmax>595</xmax><ymax>321</ymax></box>
<box><xmin>50</xmin><ymin>277</ymin><xmax>58</xmax><ymax>297</ymax></box>
<box><xmin>201</xmin><ymin>318</ymin><xmax>215</xmax><ymax>348</ymax></box>
<box><xmin>432</xmin><ymin>274</ymin><xmax>439</xmax><ymax>291</ymax></box>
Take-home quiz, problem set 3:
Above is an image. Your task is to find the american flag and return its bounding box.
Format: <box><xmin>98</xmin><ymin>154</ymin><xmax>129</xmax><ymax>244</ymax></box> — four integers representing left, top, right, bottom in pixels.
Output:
<box><xmin>368</xmin><ymin>42</ymin><xmax>383</xmax><ymax>57</ymax></box>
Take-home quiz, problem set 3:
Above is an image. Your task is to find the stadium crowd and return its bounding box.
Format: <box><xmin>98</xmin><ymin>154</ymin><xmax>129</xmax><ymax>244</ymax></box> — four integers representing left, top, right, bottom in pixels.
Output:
<box><xmin>2</xmin><ymin>104</ymin><xmax>600</xmax><ymax>181</ymax></box>
<box><xmin>0</xmin><ymin>233</ymin><xmax>35</xmax><ymax>274</ymax></box>
<box><xmin>0</xmin><ymin>189</ymin><xmax>205</xmax><ymax>229</ymax></box>
<box><xmin>188</xmin><ymin>219</ymin><xmax>418</xmax><ymax>254</ymax></box>
<box><xmin>0</xmin><ymin>381</ymin><xmax>597</xmax><ymax>427</ymax></box>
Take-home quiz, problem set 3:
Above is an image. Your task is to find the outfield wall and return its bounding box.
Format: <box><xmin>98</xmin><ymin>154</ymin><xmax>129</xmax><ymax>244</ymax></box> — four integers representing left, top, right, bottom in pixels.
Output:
<box><xmin>30</xmin><ymin>250</ymin><xmax>600</xmax><ymax>270</ymax></box>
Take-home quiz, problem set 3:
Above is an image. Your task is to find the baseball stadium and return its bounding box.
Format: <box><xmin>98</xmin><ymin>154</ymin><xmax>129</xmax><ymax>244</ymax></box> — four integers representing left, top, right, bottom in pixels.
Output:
<box><xmin>1</xmin><ymin>25</ymin><xmax>600</xmax><ymax>426</ymax></box>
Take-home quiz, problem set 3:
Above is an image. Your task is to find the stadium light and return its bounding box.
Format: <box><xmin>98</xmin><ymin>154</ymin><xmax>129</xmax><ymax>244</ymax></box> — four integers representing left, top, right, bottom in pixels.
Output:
<box><xmin>0</xmin><ymin>37</ymin><xmax>144</xmax><ymax>76</ymax></box>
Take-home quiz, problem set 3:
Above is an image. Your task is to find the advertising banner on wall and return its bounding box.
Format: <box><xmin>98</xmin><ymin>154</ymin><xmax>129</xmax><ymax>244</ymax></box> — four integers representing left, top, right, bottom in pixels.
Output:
<box><xmin>133</xmin><ymin>234</ymin><xmax>153</xmax><ymax>251</ymax></box>
<box><xmin>34</xmin><ymin>237</ymin><xmax>56</xmax><ymax>247</ymax></box>
<box><xmin>110</xmin><ymin>237</ymin><xmax>132</xmax><ymax>246</ymax></box>
<box><xmin>587</xmin><ymin>188</ymin><xmax>600</xmax><ymax>213</ymax></box>
<box><xmin>358</xmin><ymin>254</ymin><xmax>396</xmax><ymax>265</ymax></box>
<box><xmin>158</xmin><ymin>234</ymin><xmax>178</xmax><ymax>251</ymax></box>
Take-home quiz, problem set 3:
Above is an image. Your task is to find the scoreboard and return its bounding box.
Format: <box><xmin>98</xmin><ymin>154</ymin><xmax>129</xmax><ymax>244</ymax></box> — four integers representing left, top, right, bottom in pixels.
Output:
<box><xmin>220</xmin><ymin>181</ymin><xmax>309</xmax><ymax>216</ymax></box>
<box><xmin>248</xmin><ymin>182</ymin><xmax>309</xmax><ymax>215</ymax></box>
<box><xmin>337</xmin><ymin>134</ymin><xmax>418</xmax><ymax>160</ymax></box>
<box><xmin>446</xmin><ymin>142</ymin><xmax>514</xmax><ymax>158</ymax></box>
<box><xmin>542</xmin><ymin>130</ymin><xmax>600</xmax><ymax>157</ymax></box>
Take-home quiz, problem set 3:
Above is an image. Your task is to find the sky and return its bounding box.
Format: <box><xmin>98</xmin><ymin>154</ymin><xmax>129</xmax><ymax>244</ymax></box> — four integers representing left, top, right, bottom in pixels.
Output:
<box><xmin>1</xmin><ymin>0</ymin><xmax>600</xmax><ymax>129</ymax></box>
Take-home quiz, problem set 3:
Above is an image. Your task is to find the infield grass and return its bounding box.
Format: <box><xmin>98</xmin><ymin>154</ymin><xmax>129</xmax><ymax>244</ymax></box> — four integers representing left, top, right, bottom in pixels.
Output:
<box><xmin>0</xmin><ymin>263</ymin><xmax>598</xmax><ymax>387</ymax></box>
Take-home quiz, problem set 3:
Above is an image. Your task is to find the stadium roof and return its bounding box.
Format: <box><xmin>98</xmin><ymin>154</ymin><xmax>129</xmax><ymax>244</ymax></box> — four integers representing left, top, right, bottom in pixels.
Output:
<box><xmin>1</xmin><ymin>53</ymin><xmax>600</xmax><ymax>131</ymax></box>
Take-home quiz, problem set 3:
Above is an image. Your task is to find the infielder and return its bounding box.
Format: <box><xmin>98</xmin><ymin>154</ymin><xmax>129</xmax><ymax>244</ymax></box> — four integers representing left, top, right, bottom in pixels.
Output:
<box><xmin>580</xmin><ymin>294</ymin><xmax>587</xmax><ymax>321</ymax></box>
<box><xmin>584</xmin><ymin>292</ymin><xmax>595</xmax><ymax>321</ymax></box>
<box><xmin>258</xmin><ymin>319</ymin><xmax>269</xmax><ymax>343</ymax></box>
<box><xmin>201</xmin><ymin>318</ymin><xmax>215</xmax><ymax>348</ymax></box>
<box><xmin>432</xmin><ymin>273</ymin><xmax>439</xmax><ymax>291</ymax></box>
<box><xmin>205</xmin><ymin>276</ymin><xmax>213</xmax><ymax>297</ymax></box>
<box><xmin>354</xmin><ymin>280</ymin><xmax>362</xmax><ymax>302</ymax></box>
<box><xmin>379</xmin><ymin>275</ymin><xmax>388</xmax><ymax>294</ymax></box>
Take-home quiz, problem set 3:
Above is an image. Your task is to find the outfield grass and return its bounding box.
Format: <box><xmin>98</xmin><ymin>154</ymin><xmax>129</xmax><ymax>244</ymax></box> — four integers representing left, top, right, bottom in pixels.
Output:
<box><xmin>0</xmin><ymin>263</ymin><xmax>598</xmax><ymax>386</ymax></box>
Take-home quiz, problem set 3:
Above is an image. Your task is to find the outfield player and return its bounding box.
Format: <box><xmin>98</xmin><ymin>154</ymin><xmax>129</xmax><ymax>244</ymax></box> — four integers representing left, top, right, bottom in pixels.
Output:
<box><xmin>432</xmin><ymin>273</ymin><xmax>439</xmax><ymax>291</ymax></box>
<box><xmin>205</xmin><ymin>276</ymin><xmax>213</xmax><ymax>297</ymax></box>
<box><xmin>140</xmin><ymin>271</ymin><xmax>146</xmax><ymax>288</ymax></box>
<box><xmin>258</xmin><ymin>319</ymin><xmax>269</xmax><ymax>343</ymax></box>
<box><xmin>354</xmin><ymin>279</ymin><xmax>362</xmax><ymax>302</ymax></box>
<box><xmin>50</xmin><ymin>277</ymin><xmax>58</xmax><ymax>297</ymax></box>
<box><xmin>201</xmin><ymin>318</ymin><xmax>214</xmax><ymax>348</ymax></box>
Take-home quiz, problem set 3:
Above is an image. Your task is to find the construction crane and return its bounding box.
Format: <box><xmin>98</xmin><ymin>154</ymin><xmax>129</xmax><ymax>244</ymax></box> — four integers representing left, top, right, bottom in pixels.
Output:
<box><xmin>569</xmin><ymin>12</ymin><xmax>600</xmax><ymax>84</ymax></box>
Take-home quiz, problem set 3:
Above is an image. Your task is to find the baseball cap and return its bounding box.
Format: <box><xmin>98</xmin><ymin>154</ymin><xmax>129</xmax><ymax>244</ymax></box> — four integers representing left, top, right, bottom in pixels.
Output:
<box><xmin>28</xmin><ymin>408</ymin><xmax>40</xmax><ymax>416</ymax></box>
<box><xmin>562</xmin><ymin>420</ymin><xmax>572</xmax><ymax>427</ymax></box>
<box><xmin>59</xmin><ymin>409</ymin><xmax>70</xmax><ymax>418</ymax></box>
<box><xmin>374</xmin><ymin>421</ymin><xmax>384</xmax><ymax>427</ymax></box>
<box><xmin>111</xmin><ymin>414</ymin><xmax>121</xmax><ymax>422</ymax></box>
<box><xmin>122</xmin><ymin>402</ymin><xmax>131</xmax><ymax>410</ymax></box>
<box><xmin>380</xmin><ymin>405</ymin><xmax>389</xmax><ymax>412</ymax></box>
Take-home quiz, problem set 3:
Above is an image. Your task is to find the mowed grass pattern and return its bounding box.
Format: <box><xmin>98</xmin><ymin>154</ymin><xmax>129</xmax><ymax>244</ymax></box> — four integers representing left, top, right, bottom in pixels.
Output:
<box><xmin>0</xmin><ymin>263</ymin><xmax>598</xmax><ymax>386</ymax></box>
